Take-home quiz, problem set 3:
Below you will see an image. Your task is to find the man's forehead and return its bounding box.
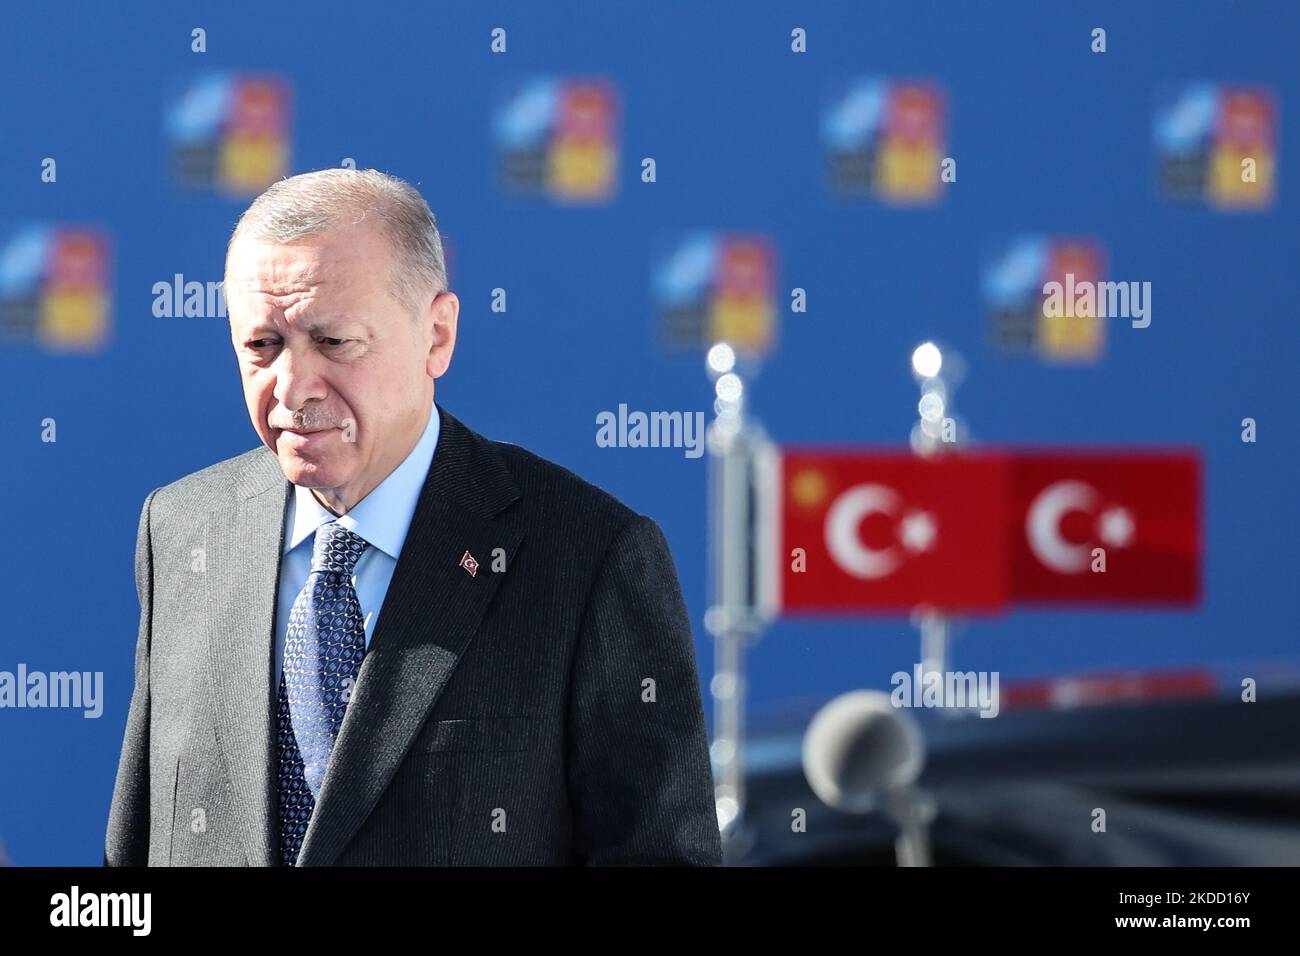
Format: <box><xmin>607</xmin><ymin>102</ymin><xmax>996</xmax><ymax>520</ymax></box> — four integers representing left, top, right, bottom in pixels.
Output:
<box><xmin>225</xmin><ymin>238</ymin><xmax>334</xmax><ymax>291</ymax></box>
<box><xmin>227</xmin><ymin>220</ymin><xmax>387</xmax><ymax>283</ymax></box>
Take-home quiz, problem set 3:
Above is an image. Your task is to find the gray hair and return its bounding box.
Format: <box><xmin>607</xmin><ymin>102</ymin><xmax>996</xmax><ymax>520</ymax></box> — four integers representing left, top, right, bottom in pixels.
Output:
<box><xmin>224</xmin><ymin>168</ymin><xmax>447</xmax><ymax>316</ymax></box>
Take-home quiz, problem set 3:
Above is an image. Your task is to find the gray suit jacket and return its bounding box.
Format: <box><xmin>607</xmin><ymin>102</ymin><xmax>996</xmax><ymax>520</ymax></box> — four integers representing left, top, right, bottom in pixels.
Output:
<box><xmin>105</xmin><ymin>404</ymin><xmax>721</xmax><ymax>866</ymax></box>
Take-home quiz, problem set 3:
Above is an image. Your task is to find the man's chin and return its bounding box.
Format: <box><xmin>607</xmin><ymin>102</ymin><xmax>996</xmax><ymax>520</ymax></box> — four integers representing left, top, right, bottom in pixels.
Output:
<box><xmin>275</xmin><ymin>448</ymin><xmax>347</xmax><ymax>489</ymax></box>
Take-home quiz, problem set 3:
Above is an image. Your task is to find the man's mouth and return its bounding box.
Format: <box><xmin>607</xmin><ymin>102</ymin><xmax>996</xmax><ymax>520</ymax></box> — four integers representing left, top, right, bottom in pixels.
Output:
<box><xmin>277</xmin><ymin>425</ymin><xmax>334</xmax><ymax>444</ymax></box>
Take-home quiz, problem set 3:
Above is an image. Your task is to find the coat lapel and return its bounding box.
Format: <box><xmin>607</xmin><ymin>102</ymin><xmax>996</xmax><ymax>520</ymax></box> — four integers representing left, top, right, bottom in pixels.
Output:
<box><xmin>204</xmin><ymin>451</ymin><xmax>292</xmax><ymax>868</ymax></box>
<box><xmin>294</xmin><ymin>404</ymin><xmax>524</xmax><ymax>866</ymax></box>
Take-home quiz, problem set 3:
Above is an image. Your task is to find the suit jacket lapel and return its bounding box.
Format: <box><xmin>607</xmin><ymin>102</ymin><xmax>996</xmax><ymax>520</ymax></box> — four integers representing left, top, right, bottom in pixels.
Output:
<box><xmin>294</xmin><ymin>404</ymin><xmax>525</xmax><ymax>866</ymax></box>
<box><xmin>204</xmin><ymin>452</ymin><xmax>291</xmax><ymax>868</ymax></box>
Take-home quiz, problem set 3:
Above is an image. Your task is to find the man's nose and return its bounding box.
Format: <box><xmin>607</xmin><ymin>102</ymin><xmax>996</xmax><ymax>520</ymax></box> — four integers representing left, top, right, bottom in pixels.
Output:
<box><xmin>271</xmin><ymin>344</ymin><xmax>327</xmax><ymax>412</ymax></box>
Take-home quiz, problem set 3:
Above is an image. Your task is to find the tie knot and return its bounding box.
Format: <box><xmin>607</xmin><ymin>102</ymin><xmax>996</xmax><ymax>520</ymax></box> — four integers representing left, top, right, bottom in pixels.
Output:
<box><xmin>310</xmin><ymin>521</ymin><xmax>368</xmax><ymax>575</ymax></box>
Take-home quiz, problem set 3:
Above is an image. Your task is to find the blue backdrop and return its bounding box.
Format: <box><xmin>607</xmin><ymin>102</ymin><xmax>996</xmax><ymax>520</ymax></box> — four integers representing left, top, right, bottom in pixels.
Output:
<box><xmin>1</xmin><ymin>0</ymin><xmax>1296</xmax><ymax>864</ymax></box>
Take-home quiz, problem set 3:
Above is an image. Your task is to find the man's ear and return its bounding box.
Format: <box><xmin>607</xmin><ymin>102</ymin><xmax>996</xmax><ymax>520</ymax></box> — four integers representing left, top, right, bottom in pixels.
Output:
<box><xmin>425</xmin><ymin>290</ymin><xmax>459</xmax><ymax>379</ymax></box>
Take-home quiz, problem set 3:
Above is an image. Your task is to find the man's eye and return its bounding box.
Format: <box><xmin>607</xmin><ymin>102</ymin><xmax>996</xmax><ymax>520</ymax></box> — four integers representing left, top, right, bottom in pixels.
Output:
<box><xmin>248</xmin><ymin>339</ymin><xmax>278</xmax><ymax>349</ymax></box>
<box><xmin>319</xmin><ymin>337</ymin><xmax>346</xmax><ymax>347</ymax></box>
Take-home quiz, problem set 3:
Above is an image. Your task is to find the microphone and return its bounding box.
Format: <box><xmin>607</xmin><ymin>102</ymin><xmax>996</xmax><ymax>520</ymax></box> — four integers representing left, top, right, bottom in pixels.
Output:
<box><xmin>802</xmin><ymin>690</ymin><xmax>935</xmax><ymax>865</ymax></box>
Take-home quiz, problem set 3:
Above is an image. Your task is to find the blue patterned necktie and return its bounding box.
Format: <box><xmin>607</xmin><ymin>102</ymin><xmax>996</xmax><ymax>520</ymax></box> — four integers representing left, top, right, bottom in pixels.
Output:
<box><xmin>276</xmin><ymin>520</ymin><xmax>369</xmax><ymax>866</ymax></box>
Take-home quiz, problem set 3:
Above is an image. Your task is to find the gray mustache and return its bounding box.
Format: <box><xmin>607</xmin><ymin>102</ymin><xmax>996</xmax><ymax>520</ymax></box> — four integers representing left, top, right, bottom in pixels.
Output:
<box><xmin>272</xmin><ymin>416</ymin><xmax>339</xmax><ymax>431</ymax></box>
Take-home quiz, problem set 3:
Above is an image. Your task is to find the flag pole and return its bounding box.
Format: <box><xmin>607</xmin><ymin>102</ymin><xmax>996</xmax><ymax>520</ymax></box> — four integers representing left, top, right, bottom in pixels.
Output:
<box><xmin>910</xmin><ymin>341</ymin><xmax>960</xmax><ymax>711</ymax></box>
<box><xmin>704</xmin><ymin>343</ymin><xmax>774</xmax><ymax>860</ymax></box>
<box><xmin>882</xmin><ymin>342</ymin><xmax>960</xmax><ymax>866</ymax></box>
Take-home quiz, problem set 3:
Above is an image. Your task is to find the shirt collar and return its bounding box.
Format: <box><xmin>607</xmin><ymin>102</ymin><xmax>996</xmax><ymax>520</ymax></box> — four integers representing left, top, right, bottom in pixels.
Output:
<box><xmin>284</xmin><ymin>401</ymin><xmax>441</xmax><ymax>560</ymax></box>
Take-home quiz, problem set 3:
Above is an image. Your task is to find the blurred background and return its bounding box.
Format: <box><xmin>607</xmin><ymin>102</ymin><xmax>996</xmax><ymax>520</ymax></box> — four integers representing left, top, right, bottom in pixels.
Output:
<box><xmin>0</xmin><ymin>0</ymin><xmax>1296</xmax><ymax>865</ymax></box>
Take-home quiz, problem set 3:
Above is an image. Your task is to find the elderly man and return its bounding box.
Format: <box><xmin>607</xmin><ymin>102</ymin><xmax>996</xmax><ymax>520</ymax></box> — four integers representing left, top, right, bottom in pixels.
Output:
<box><xmin>104</xmin><ymin>168</ymin><xmax>721</xmax><ymax>866</ymax></box>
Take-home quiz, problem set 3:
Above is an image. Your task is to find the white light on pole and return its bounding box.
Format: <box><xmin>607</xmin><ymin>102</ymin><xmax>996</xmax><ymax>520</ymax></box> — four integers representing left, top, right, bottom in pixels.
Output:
<box><xmin>911</xmin><ymin>342</ymin><xmax>943</xmax><ymax>379</ymax></box>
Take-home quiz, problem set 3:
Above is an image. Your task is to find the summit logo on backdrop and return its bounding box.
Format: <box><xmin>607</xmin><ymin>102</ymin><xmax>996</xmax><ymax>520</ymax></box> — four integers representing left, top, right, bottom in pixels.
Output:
<box><xmin>166</xmin><ymin>72</ymin><xmax>292</xmax><ymax>197</ymax></box>
<box><xmin>1155</xmin><ymin>83</ymin><xmax>1276</xmax><ymax>210</ymax></box>
<box><xmin>822</xmin><ymin>78</ymin><xmax>949</xmax><ymax>204</ymax></box>
<box><xmin>0</xmin><ymin>225</ymin><xmax>111</xmax><ymax>352</ymax></box>
<box><xmin>983</xmin><ymin>236</ymin><xmax>1109</xmax><ymax>362</ymax></box>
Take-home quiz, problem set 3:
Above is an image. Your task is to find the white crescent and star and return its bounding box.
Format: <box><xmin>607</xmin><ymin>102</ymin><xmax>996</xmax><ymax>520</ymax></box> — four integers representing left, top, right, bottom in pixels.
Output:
<box><xmin>1026</xmin><ymin>479</ymin><xmax>1135</xmax><ymax>574</ymax></box>
<box><xmin>825</xmin><ymin>483</ymin><xmax>937</xmax><ymax>580</ymax></box>
<box><xmin>820</xmin><ymin>477</ymin><xmax>1135</xmax><ymax>581</ymax></box>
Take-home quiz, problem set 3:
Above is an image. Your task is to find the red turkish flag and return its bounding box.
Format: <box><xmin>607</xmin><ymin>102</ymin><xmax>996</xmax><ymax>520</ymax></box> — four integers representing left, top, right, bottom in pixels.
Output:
<box><xmin>776</xmin><ymin>450</ymin><xmax>1011</xmax><ymax>615</ymax></box>
<box><xmin>1008</xmin><ymin>450</ymin><xmax>1201</xmax><ymax>604</ymax></box>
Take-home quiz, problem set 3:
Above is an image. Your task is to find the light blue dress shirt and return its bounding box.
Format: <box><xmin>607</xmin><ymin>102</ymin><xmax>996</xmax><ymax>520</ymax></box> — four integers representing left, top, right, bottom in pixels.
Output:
<box><xmin>273</xmin><ymin>402</ymin><xmax>441</xmax><ymax>688</ymax></box>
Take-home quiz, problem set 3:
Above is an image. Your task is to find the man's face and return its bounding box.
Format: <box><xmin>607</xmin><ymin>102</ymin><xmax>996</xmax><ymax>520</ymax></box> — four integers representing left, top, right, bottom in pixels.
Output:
<box><xmin>225</xmin><ymin>221</ymin><xmax>457</xmax><ymax>512</ymax></box>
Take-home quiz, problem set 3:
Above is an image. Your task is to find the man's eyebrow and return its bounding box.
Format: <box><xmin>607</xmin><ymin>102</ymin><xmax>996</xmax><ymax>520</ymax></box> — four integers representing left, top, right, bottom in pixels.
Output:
<box><xmin>303</xmin><ymin>318</ymin><xmax>364</xmax><ymax>336</ymax></box>
<box><xmin>243</xmin><ymin>318</ymin><xmax>359</xmax><ymax>338</ymax></box>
